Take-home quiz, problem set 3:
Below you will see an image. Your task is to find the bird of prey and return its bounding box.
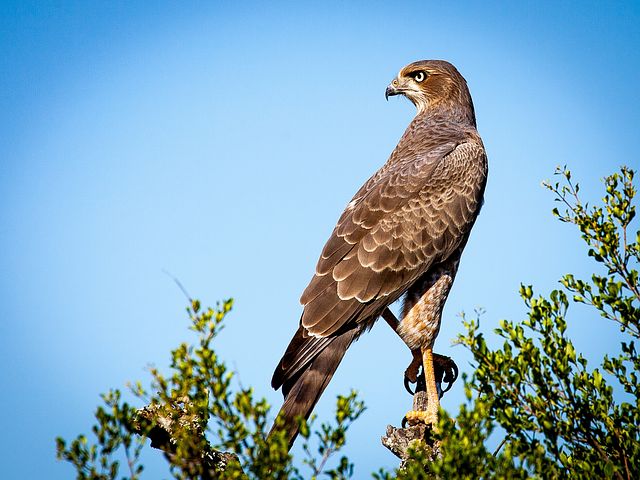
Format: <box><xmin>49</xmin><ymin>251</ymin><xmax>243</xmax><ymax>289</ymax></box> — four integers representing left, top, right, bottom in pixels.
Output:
<box><xmin>271</xmin><ymin>60</ymin><xmax>488</xmax><ymax>448</ymax></box>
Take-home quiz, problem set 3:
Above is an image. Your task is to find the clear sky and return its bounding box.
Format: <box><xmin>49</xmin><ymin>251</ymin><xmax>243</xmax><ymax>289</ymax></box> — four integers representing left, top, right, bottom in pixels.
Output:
<box><xmin>1</xmin><ymin>1</ymin><xmax>639</xmax><ymax>478</ymax></box>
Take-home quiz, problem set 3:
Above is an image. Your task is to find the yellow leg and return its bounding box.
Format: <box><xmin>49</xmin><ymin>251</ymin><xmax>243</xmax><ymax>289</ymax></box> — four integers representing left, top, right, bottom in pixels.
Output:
<box><xmin>404</xmin><ymin>347</ymin><xmax>440</xmax><ymax>430</ymax></box>
<box><xmin>422</xmin><ymin>348</ymin><xmax>440</xmax><ymax>425</ymax></box>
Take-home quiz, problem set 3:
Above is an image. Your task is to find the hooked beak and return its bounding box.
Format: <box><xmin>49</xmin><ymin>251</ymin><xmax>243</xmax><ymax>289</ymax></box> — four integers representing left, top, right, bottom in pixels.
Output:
<box><xmin>385</xmin><ymin>83</ymin><xmax>400</xmax><ymax>101</ymax></box>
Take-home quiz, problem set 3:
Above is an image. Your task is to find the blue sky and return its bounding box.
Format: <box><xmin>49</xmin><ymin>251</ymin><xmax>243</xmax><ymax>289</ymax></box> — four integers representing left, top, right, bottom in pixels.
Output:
<box><xmin>1</xmin><ymin>1</ymin><xmax>639</xmax><ymax>478</ymax></box>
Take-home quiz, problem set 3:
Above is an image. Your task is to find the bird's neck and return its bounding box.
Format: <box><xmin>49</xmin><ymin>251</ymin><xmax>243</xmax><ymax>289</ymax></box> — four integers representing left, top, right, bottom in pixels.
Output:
<box><xmin>417</xmin><ymin>100</ymin><xmax>477</xmax><ymax>129</ymax></box>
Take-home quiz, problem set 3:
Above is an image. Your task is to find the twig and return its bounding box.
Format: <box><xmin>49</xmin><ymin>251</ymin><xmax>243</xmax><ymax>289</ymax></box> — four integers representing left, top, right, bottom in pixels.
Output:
<box><xmin>162</xmin><ymin>269</ymin><xmax>192</xmax><ymax>301</ymax></box>
<box><xmin>492</xmin><ymin>437</ymin><xmax>508</xmax><ymax>456</ymax></box>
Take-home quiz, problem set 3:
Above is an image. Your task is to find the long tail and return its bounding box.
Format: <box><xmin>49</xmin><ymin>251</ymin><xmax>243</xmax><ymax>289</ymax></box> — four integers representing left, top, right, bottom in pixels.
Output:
<box><xmin>269</xmin><ymin>327</ymin><xmax>357</xmax><ymax>449</ymax></box>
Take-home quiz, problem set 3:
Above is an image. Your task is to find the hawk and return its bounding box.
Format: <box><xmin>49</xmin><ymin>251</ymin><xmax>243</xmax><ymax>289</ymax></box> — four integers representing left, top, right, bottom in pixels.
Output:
<box><xmin>271</xmin><ymin>60</ymin><xmax>487</xmax><ymax>447</ymax></box>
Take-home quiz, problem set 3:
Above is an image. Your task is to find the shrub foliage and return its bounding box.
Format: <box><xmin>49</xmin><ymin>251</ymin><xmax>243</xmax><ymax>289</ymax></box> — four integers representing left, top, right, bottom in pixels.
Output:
<box><xmin>58</xmin><ymin>167</ymin><xmax>639</xmax><ymax>479</ymax></box>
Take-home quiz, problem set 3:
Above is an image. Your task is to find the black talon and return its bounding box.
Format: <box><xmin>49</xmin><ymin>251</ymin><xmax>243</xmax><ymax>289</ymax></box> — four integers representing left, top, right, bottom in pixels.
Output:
<box><xmin>433</xmin><ymin>354</ymin><xmax>459</xmax><ymax>395</ymax></box>
<box><xmin>441</xmin><ymin>359</ymin><xmax>459</xmax><ymax>393</ymax></box>
<box><xmin>404</xmin><ymin>374</ymin><xmax>416</xmax><ymax>395</ymax></box>
<box><xmin>401</xmin><ymin>415</ymin><xmax>408</xmax><ymax>428</ymax></box>
<box><xmin>404</xmin><ymin>364</ymin><xmax>426</xmax><ymax>395</ymax></box>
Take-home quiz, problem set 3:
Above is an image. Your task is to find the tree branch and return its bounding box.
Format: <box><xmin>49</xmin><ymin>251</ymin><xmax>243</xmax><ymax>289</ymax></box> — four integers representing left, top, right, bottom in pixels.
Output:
<box><xmin>133</xmin><ymin>403</ymin><xmax>243</xmax><ymax>479</ymax></box>
<box><xmin>380</xmin><ymin>389</ymin><xmax>441</xmax><ymax>470</ymax></box>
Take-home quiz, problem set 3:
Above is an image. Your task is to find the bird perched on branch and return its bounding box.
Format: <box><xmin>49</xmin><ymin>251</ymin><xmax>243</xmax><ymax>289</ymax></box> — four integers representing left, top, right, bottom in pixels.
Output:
<box><xmin>271</xmin><ymin>60</ymin><xmax>488</xmax><ymax>448</ymax></box>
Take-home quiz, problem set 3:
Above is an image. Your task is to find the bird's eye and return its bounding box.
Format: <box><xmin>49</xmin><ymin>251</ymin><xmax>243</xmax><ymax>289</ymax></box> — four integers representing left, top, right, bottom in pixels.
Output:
<box><xmin>413</xmin><ymin>71</ymin><xmax>426</xmax><ymax>83</ymax></box>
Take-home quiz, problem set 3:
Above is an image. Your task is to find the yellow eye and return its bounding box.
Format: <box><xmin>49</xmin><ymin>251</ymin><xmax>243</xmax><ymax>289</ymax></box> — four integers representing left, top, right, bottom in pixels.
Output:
<box><xmin>413</xmin><ymin>71</ymin><xmax>426</xmax><ymax>82</ymax></box>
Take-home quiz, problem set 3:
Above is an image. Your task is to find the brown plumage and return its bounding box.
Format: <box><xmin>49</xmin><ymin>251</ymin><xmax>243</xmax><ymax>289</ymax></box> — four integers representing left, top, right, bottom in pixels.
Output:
<box><xmin>271</xmin><ymin>60</ymin><xmax>488</xmax><ymax>448</ymax></box>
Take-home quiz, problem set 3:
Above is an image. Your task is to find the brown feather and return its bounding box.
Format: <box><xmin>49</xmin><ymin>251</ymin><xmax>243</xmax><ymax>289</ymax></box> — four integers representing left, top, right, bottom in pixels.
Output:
<box><xmin>272</xmin><ymin>60</ymin><xmax>488</xmax><ymax>450</ymax></box>
<box><xmin>299</xmin><ymin>272</ymin><xmax>334</xmax><ymax>305</ymax></box>
<box><xmin>269</xmin><ymin>328</ymin><xmax>358</xmax><ymax>449</ymax></box>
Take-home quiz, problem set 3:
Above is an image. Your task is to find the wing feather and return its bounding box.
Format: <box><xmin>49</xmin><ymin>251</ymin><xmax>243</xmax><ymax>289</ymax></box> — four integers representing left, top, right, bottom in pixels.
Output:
<box><xmin>300</xmin><ymin>141</ymin><xmax>486</xmax><ymax>336</ymax></box>
<box><xmin>281</xmin><ymin>136</ymin><xmax>487</xmax><ymax>388</ymax></box>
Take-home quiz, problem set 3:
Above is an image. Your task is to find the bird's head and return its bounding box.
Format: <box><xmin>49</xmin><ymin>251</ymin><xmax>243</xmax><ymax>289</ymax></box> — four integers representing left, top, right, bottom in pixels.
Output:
<box><xmin>385</xmin><ymin>60</ymin><xmax>475</xmax><ymax>123</ymax></box>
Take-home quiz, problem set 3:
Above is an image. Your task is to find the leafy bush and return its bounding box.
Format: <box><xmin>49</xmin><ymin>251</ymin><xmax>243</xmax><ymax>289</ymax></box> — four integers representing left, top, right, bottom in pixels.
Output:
<box><xmin>56</xmin><ymin>299</ymin><xmax>364</xmax><ymax>479</ymax></box>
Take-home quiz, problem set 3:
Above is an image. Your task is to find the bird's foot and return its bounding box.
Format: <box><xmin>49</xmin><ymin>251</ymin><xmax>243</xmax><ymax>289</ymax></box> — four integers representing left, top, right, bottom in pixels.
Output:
<box><xmin>403</xmin><ymin>351</ymin><xmax>459</xmax><ymax>396</ymax></box>
<box><xmin>433</xmin><ymin>353</ymin><xmax>459</xmax><ymax>395</ymax></box>
<box><xmin>403</xmin><ymin>350</ymin><xmax>423</xmax><ymax>394</ymax></box>
<box><xmin>402</xmin><ymin>409</ymin><xmax>439</xmax><ymax>431</ymax></box>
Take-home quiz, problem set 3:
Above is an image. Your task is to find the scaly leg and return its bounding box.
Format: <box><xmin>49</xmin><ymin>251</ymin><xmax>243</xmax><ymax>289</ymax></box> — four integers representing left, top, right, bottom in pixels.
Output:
<box><xmin>404</xmin><ymin>347</ymin><xmax>439</xmax><ymax>429</ymax></box>
<box><xmin>382</xmin><ymin>261</ymin><xmax>460</xmax><ymax>429</ymax></box>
